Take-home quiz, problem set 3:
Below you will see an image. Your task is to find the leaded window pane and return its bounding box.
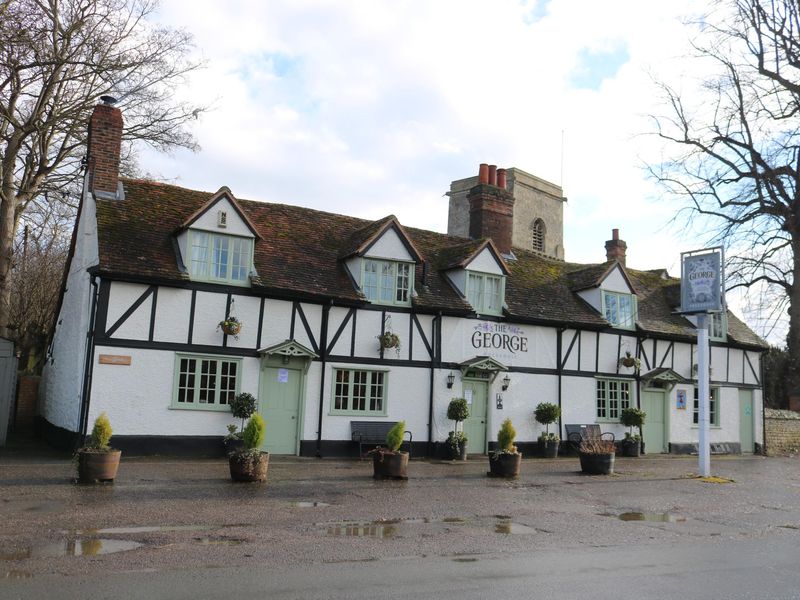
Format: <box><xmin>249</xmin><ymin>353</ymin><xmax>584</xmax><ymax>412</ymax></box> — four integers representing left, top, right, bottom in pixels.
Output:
<box><xmin>190</xmin><ymin>232</ymin><xmax>210</xmax><ymax>278</ymax></box>
<box><xmin>379</xmin><ymin>262</ymin><xmax>394</xmax><ymax>303</ymax></box>
<box><xmin>363</xmin><ymin>261</ymin><xmax>378</xmax><ymax>301</ymax></box>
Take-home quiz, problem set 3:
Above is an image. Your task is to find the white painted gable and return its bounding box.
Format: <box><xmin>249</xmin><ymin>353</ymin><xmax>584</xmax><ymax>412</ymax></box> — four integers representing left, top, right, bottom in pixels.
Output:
<box><xmin>600</xmin><ymin>265</ymin><xmax>633</xmax><ymax>294</ymax></box>
<box><xmin>466</xmin><ymin>247</ymin><xmax>503</xmax><ymax>275</ymax></box>
<box><xmin>191</xmin><ymin>196</ymin><xmax>254</xmax><ymax>237</ymax></box>
<box><xmin>363</xmin><ymin>227</ymin><xmax>414</xmax><ymax>262</ymax></box>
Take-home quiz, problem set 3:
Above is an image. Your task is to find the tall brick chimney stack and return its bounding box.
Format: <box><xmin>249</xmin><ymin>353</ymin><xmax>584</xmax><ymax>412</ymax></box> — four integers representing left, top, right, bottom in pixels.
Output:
<box><xmin>605</xmin><ymin>228</ymin><xmax>627</xmax><ymax>266</ymax></box>
<box><xmin>87</xmin><ymin>96</ymin><xmax>123</xmax><ymax>198</ymax></box>
<box><xmin>468</xmin><ymin>163</ymin><xmax>515</xmax><ymax>255</ymax></box>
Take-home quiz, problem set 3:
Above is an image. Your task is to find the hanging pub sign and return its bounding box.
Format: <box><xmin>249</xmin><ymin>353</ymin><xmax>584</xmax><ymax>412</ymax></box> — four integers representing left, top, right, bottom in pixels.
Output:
<box><xmin>680</xmin><ymin>247</ymin><xmax>724</xmax><ymax>314</ymax></box>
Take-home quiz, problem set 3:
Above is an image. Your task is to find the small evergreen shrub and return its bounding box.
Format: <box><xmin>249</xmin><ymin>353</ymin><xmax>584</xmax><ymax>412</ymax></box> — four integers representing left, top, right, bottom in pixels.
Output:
<box><xmin>447</xmin><ymin>398</ymin><xmax>470</xmax><ymax>423</ymax></box>
<box><xmin>242</xmin><ymin>414</ymin><xmax>266</xmax><ymax>450</ymax></box>
<box><xmin>534</xmin><ymin>402</ymin><xmax>561</xmax><ymax>438</ymax></box>
<box><xmin>620</xmin><ymin>407</ymin><xmax>646</xmax><ymax>439</ymax></box>
<box><xmin>89</xmin><ymin>413</ymin><xmax>113</xmax><ymax>450</ymax></box>
<box><xmin>385</xmin><ymin>421</ymin><xmax>406</xmax><ymax>452</ymax></box>
<box><xmin>229</xmin><ymin>393</ymin><xmax>258</xmax><ymax>429</ymax></box>
<box><xmin>497</xmin><ymin>418</ymin><xmax>517</xmax><ymax>453</ymax></box>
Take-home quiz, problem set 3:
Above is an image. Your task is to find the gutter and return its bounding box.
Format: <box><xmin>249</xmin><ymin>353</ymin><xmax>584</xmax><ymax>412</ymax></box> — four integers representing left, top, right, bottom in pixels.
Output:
<box><xmin>75</xmin><ymin>274</ymin><xmax>100</xmax><ymax>449</ymax></box>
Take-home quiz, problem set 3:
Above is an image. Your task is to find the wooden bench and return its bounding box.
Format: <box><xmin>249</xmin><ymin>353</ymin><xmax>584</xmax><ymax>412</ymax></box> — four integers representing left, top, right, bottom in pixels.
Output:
<box><xmin>565</xmin><ymin>424</ymin><xmax>615</xmax><ymax>450</ymax></box>
<box><xmin>350</xmin><ymin>421</ymin><xmax>413</xmax><ymax>459</ymax></box>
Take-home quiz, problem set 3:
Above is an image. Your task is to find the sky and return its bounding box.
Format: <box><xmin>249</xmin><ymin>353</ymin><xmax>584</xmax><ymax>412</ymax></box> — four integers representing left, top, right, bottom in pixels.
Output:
<box><xmin>136</xmin><ymin>0</ymin><xmax>779</xmax><ymax>342</ymax></box>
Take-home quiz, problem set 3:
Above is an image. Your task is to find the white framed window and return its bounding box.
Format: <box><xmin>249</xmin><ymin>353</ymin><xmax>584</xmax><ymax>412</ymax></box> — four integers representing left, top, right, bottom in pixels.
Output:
<box><xmin>602</xmin><ymin>291</ymin><xmax>637</xmax><ymax>329</ymax></box>
<box><xmin>172</xmin><ymin>354</ymin><xmax>241</xmax><ymax>410</ymax></box>
<box><xmin>466</xmin><ymin>272</ymin><xmax>505</xmax><ymax>316</ymax></box>
<box><xmin>330</xmin><ymin>368</ymin><xmax>388</xmax><ymax>416</ymax></box>
<box><xmin>189</xmin><ymin>231</ymin><xmax>252</xmax><ymax>285</ymax></box>
<box><xmin>361</xmin><ymin>259</ymin><xmax>412</xmax><ymax>306</ymax></box>
<box><xmin>596</xmin><ymin>378</ymin><xmax>632</xmax><ymax>421</ymax></box>
<box><xmin>693</xmin><ymin>387</ymin><xmax>720</xmax><ymax>426</ymax></box>
<box><xmin>709</xmin><ymin>313</ymin><xmax>727</xmax><ymax>341</ymax></box>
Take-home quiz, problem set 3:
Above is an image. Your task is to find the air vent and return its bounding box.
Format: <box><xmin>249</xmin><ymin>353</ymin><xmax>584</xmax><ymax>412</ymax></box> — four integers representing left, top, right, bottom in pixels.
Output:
<box><xmin>217</xmin><ymin>210</ymin><xmax>228</xmax><ymax>228</ymax></box>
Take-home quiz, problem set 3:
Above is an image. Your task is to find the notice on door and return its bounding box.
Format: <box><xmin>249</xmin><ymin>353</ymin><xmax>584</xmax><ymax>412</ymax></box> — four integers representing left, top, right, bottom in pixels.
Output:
<box><xmin>277</xmin><ymin>368</ymin><xmax>289</xmax><ymax>383</ymax></box>
<box><xmin>464</xmin><ymin>389</ymin><xmax>473</xmax><ymax>405</ymax></box>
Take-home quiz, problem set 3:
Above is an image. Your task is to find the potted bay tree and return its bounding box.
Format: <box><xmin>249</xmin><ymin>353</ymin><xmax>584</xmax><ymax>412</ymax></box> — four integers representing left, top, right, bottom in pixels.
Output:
<box><xmin>446</xmin><ymin>397</ymin><xmax>469</xmax><ymax>460</ymax></box>
<box><xmin>620</xmin><ymin>407</ymin><xmax>646</xmax><ymax>457</ymax></box>
<box><xmin>534</xmin><ymin>402</ymin><xmax>561</xmax><ymax>458</ymax></box>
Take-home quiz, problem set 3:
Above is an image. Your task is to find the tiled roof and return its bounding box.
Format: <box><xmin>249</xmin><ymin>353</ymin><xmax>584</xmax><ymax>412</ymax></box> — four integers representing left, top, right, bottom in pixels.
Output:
<box><xmin>94</xmin><ymin>179</ymin><xmax>767</xmax><ymax>349</ymax></box>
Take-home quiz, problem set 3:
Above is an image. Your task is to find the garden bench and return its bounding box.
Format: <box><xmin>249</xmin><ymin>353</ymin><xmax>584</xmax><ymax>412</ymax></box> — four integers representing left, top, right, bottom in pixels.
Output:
<box><xmin>565</xmin><ymin>423</ymin><xmax>615</xmax><ymax>450</ymax></box>
<box><xmin>350</xmin><ymin>421</ymin><xmax>413</xmax><ymax>459</ymax></box>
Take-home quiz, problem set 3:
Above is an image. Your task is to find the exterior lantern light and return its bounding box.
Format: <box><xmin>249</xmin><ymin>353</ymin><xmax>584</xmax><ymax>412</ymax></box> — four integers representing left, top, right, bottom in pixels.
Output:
<box><xmin>502</xmin><ymin>374</ymin><xmax>511</xmax><ymax>391</ymax></box>
<box><xmin>446</xmin><ymin>372</ymin><xmax>455</xmax><ymax>389</ymax></box>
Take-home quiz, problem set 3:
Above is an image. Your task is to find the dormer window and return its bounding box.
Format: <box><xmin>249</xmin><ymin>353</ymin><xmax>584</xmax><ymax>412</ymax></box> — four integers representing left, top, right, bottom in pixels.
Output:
<box><xmin>189</xmin><ymin>231</ymin><xmax>252</xmax><ymax>284</ymax></box>
<box><xmin>709</xmin><ymin>312</ymin><xmax>726</xmax><ymax>341</ymax></box>
<box><xmin>362</xmin><ymin>259</ymin><xmax>412</xmax><ymax>305</ymax></box>
<box><xmin>602</xmin><ymin>290</ymin><xmax>636</xmax><ymax>329</ymax></box>
<box><xmin>467</xmin><ymin>271</ymin><xmax>505</xmax><ymax>316</ymax></box>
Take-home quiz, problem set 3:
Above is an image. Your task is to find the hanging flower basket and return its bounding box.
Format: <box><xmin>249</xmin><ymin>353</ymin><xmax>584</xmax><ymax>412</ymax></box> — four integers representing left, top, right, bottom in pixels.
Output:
<box><xmin>619</xmin><ymin>352</ymin><xmax>640</xmax><ymax>370</ymax></box>
<box><xmin>218</xmin><ymin>316</ymin><xmax>242</xmax><ymax>337</ymax></box>
<box><xmin>377</xmin><ymin>332</ymin><xmax>400</xmax><ymax>350</ymax></box>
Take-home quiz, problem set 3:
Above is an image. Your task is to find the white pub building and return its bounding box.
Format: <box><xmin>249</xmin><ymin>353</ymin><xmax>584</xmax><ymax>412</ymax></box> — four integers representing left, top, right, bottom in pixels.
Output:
<box><xmin>41</xmin><ymin>101</ymin><xmax>767</xmax><ymax>457</ymax></box>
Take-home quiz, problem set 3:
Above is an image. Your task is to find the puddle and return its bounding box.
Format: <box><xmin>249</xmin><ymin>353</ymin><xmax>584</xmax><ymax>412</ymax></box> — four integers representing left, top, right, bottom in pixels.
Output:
<box><xmin>291</xmin><ymin>501</ymin><xmax>331</xmax><ymax>508</ymax></box>
<box><xmin>325</xmin><ymin>521</ymin><xmax>397</xmax><ymax>538</ymax></box>
<box><xmin>442</xmin><ymin>517</ymin><xmax>466</xmax><ymax>523</ymax></box>
<box><xmin>1</xmin><ymin>539</ymin><xmax>142</xmax><ymax>559</ymax></box>
<box><xmin>778</xmin><ymin>524</ymin><xmax>799</xmax><ymax>530</ymax></box>
<box><xmin>194</xmin><ymin>537</ymin><xmax>246</xmax><ymax>546</ymax></box>
<box><xmin>494</xmin><ymin>522</ymin><xmax>538</xmax><ymax>534</ymax></box>
<box><xmin>618</xmin><ymin>512</ymin><xmax>686</xmax><ymax>523</ymax></box>
<box><xmin>453</xmin><ymin>557</ymin><xmax>478</xmax><ymax>562</ymax></box>
<box><xmin>65</xmin><ymin>525</ymin><xmax>213</xmax><ymax>535</ymax></box>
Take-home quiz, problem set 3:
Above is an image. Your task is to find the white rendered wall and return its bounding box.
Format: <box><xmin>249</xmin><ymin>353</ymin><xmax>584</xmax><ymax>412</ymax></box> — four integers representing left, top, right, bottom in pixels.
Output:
<box><xmin>41</xmin><ymin>179</ymin><xmax>99</xmax><ymax>432</ymax></box>
<box><xmin>446</xmin><ymin>270</ymin><xmax>466</xmax><ymax>296</ymax></box>
<box><xmin>466</xmin><ymin>248</ymin><xmax>503</xmax><ymax>275</ymax></box>
<box><xmin>191</xmin><ymin>196</ymin><xmax>253</xmax><ymax>237</ymax></box>
<box><xmin>363</xmin><ymin>228</ymin><xmax>413</xmax><ymax>261</ymax></box>
<box><xmin>600</xmin><ymin>266</ymin><xmax>632</xmax><ymax>293</ymax></box>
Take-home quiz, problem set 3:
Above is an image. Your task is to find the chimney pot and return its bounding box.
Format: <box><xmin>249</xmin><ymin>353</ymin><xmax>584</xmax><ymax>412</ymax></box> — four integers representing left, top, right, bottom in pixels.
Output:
<box><xmin>478</xmin><ymin>163</ymin><xmax>489</xmax><ymax>184</ymax></box>
<box><xmin>87</xmin><ymin>101</ymin><xmax>123</xmax><ymax>197</ymax></box>
<box><xmin>497</xmin><ymin>168</ymin><xmax>507</xmax><ymax>190</ymax></box>
<box><xmin>488</xmin><ymin>165</ymin><xmax>497</xmax><ymax>186</ymax></box>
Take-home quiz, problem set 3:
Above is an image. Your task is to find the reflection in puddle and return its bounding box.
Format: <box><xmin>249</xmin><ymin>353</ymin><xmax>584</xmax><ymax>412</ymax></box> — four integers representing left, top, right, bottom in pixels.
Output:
<box><xmin>442</xmin><ymin>517</ymin><xmax>466</xmax><ymax>523</ymax></box>
<box><xmin>495</xmin><ymin>522</ymin><xmax>538</xmax><ymax>534</ymax></box>
<box><xmin>292</xmin><ymin>502</ymin><xmax>331</xmax><ymax>508</ymax></box>
<box><xmin>453</xmin><ymin>557</ymin><xmax>478</xmax><ymax>563</ymax></box>
<box><xmin>1</xmin><ymin>539</ymin><xmax>142</xmax><ymax>559</ymax></box>
<box><xmin>618</xmin><ymin>512</ymin><xmax>686</xmax><ymax>523</ymax></box>
<box><xmin>194</xmin><ymin>537</ymin><xmax>245</xmax><ymax>546</ymax></box>
<box><xmin>66</xmin><ymin>525</ymin><xmax>213</xmax><ymax>535</ymax></box>
<box><xmin>325</xmin><ymin>522</ymin><xmax>397</xmax><ymax>538</ymax></box>
<box><xmin>3</xmin><ymin>570</ymin><xmax>32</xmax><ymax>579</ymax></box>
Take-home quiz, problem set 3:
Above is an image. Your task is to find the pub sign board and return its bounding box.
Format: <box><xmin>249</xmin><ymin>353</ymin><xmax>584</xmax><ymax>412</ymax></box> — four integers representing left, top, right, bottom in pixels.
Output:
<box><xmin>680</xmin><ymin>248</ymin><xmax>724</xmax><ymax>314</ymax></box>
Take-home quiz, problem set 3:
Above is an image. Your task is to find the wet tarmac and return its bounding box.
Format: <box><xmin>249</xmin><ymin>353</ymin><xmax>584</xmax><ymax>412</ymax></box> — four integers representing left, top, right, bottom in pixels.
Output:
<box><xmin>0</xmin><ymin>441</ymin><xmax>799</xmax><ymax>589</ymax></box>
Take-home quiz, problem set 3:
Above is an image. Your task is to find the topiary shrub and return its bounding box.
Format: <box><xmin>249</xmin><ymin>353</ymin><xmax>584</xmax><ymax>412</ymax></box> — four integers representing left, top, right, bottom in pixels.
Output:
<box><xmin>447</xmin><ymin>398</ymin><xmax>470</xmax><ymax>423</ymax></box>
<box><xmin>89</xmin><ymin>413</ymin><xmax>113</xmax><ymax>450</ymax></box>
<box><xmin>534</xmin><ymin>402</ymin><xmax>561</xmax><ymax>439</ymax></box>
<box><xmin>620</xmin><ymin>407</ymin><xmax>646</xmax><ymax>440</ymax></box>
<box><xmin>496</xmin><ymin>418</ymin><xmax>517</xmax><ymax>453</ymax></box>
<box><xmin>385</xmin><ymin>421</ymin><xmax>406</xmax><ymax>452</ymax></box>
<box><xmin>242</xmin><ymin>414</ymin><xmax>266</xmax><ymax>450</ymax></box>
<box><xmin>229</xmin><ymin>393</ymin><xmax>258</xmax><ymax>430</ymax></box>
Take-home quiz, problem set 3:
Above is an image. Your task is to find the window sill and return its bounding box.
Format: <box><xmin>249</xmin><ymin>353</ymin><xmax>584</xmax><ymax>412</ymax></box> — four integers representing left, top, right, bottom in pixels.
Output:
<box><xmin>329</xmin><ymin>411</ymin><xmax>388</xmax><ymax>418</ymax></box>
<box><xmin>691</xmin><ymin>425</ymin><xmax>722</xmax><ymax>430</ymax></box>
<box><xmin>170</xmin><ymin>404</ymin><xmax>231</xmax><ymax>412</ymax></box>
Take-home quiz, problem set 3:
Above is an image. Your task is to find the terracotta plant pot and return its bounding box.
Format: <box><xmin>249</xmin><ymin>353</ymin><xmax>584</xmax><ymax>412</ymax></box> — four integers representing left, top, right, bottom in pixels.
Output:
<box><xmin>487</xmin><ymin>451</ymin><xmax>522</xmax><ymax>478</ymax></box>
<box><xmin>229</xmin><ymin>451</ymin><xmax>269</xmax><ymax>482</ymax></box>
<box><xmin>579</xmin><ymin>452</ymin><xmax>615</xmax><ymax>475</ymax></box>
<box><xmin>77</xmin><ymin>449</ymin><xmax>121</xmax><ymax>483</ymax></box>
<box><xmin>539</xmin><ymin>439</ymin><xmax>560</xmax><ymax>458</ymax></box>
<box><xmin>372</xmin><ymin>450</ymin><xmax>409</xmax><ymax>479</ymax></box>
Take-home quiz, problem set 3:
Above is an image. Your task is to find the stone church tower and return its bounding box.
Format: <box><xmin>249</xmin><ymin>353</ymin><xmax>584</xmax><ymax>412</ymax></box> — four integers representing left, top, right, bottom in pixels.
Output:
<box><xmin>447</xmin><ymin>165</ymin><xmax>566</xmax><ymax>259</ymax></box>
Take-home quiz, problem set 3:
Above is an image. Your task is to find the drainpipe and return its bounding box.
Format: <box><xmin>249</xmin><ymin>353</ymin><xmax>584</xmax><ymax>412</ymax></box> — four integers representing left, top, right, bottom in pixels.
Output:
<box><xmin>556</xmin><ymin>327</ymin><xmax>564</xmax><ymax>439</ymax></box>
<box><xmin>76</xmin><ymin>274</ymin><xmax>100</xmax><ymax>450</ymax></box>
<box><xmin>315</xmin><ymin>301</ymin><xmax>332</xmax><ymax>457</ymax></box>
<box><xmin>427</xmin><ymin>312</ymin><xmax>441</xmax><ymax>457</ymax></box>
<box><xmin>760</xmin><ymin>350</ymin><xmax>766</xmax><ymax>455</ymax></box>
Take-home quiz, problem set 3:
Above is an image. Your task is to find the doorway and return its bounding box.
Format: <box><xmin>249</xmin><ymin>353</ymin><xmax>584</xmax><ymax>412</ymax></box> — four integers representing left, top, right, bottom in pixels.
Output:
<box><xmin>462</xmin><ymin>379</ymin><xmax>488</xmax><ymax>454</ymax></box>
<box><xmin>641</xmin><ymin>389</ymin><xmax>668</xmax><ymax>453</ymax></box>
<box><xmin>739</xmin><ymin>389</ymin><xmax>754</xmax><ymax>454</ymax></box>
<box><xmin>259</xmin><ymin>363</ymin><xmax>303</xmax><ymax>455</ymax></box>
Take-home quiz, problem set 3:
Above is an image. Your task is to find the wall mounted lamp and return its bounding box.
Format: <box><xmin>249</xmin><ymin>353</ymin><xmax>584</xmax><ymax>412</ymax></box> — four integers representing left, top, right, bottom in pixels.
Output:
<box><xmin>446</xmin><ymin>372</ymin><xmax>455</xmax><ymax>389</ymax></box>
<box><xmin>501</xmin><ymin>374</ymin><xmax>511</xmax><ymax>391</ymax></box>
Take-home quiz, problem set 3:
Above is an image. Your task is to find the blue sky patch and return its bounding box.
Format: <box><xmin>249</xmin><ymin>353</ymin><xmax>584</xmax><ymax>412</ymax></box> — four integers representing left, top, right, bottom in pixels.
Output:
<box><xmin>570</xmin><ymin>44</ymin><xmax>630</xmax><ymax>90</ymax></box>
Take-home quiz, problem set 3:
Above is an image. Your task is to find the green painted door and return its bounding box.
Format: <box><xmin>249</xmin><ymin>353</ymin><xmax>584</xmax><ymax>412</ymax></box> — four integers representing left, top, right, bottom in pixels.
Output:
<box><xmin>259</xmin><ymin>366</ymin><xmax>301</xmax><ymax>455</ymax></box>
<box><xmin>739</xmin><ymin>389</ymin><xmax>754</xmax><ymax>453</ymax></box>
<box><xmin>462</xmin><ymin>380</ymin><xmax>488</xmax><ymax>454</ymax></box>
<box><xmin>642</xmin><ymin>390</ymin><xmax>667</xmax><ymax>453</ymax></box>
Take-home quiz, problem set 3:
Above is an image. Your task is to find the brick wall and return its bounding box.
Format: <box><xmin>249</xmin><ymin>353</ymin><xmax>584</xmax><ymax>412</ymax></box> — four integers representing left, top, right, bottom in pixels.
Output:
<box><xmin>15</xmin><ymin>375</ymin><xmax>40</xmax><ymax>430</ymax></box>
<box><xmin>765</xmin><ymin>408</ymin><xmax>800</xmax><ymax>455</ymax></box>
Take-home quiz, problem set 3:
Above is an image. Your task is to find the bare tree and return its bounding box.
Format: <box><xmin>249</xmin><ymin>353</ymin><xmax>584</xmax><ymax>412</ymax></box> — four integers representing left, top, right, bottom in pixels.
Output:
<box><xmin>0</xmin><ymin>0</ymin><xmax>204</xmax><ymax>337</ymax></box>
<box><xmin>648</xmin><ymin>0</ymin><xmax>800</xmax><ymax>398</ymax></box>
<box><xmin>9</xmin><ymin>198</ymin><xmax>72</xmax><ymax>372</ymax></box>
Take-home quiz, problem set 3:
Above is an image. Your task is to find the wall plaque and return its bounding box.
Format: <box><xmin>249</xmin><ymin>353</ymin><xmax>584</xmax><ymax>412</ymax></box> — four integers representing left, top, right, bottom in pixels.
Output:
<box><xmin>99</xmin><ymin>354</ymin><xmax>131</xmax><ymax>365</ymax></box>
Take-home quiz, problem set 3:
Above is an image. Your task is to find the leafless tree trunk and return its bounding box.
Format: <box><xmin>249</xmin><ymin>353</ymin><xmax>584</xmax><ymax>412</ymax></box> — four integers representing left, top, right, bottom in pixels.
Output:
<box><xmin>648</xmin><ymin>0</ymin><xmax>800</xmax><ymax>399</ymax></box>
<box><xmin>0</xmin><ymin>0</ymin><xmax>205</xmax><ymax>338</ymax></box>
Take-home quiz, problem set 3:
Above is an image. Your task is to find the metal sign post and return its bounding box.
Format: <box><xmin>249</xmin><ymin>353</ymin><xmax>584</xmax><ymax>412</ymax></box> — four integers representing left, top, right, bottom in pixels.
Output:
<box><xmin>680</xmin><ymin>247</ymin><xmax>724</xmax><ymax>479</ymax></box>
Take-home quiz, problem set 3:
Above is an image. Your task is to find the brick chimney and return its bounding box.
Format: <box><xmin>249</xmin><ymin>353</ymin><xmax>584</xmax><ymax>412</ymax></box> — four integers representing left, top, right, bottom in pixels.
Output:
<box><xmin>468</xmin><ymin>163</ymin><xmax>514</xmax><ymax>254</ymax></box>
<box><xmin>87</xmin><ymin>96</ymin><xmax>123</xmax><ymax>198</ymax></box>
<box><xmin>605</xmin><ymin>228</ymin><xmax>627</xmax><ymax>265</ymax></box>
